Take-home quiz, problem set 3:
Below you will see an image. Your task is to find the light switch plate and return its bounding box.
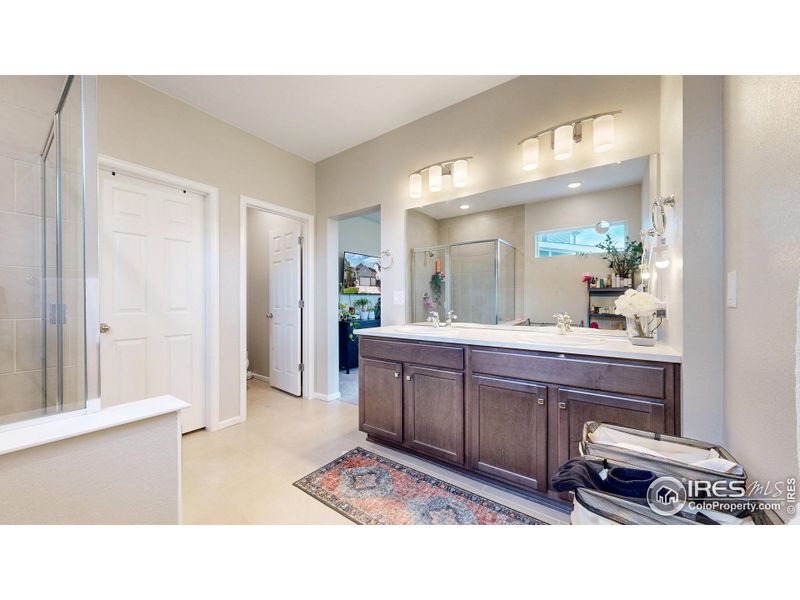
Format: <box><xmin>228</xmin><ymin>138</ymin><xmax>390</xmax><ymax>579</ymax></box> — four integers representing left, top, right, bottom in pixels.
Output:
<box><xmin>393</xmin><ymin>290</ymin><xmax>405</xmax><ymax>305</ymax></box>
<box><xmin>727</xmin><ymin>271</ymin><xmax>738</xmax><ymax>308</ymax></box>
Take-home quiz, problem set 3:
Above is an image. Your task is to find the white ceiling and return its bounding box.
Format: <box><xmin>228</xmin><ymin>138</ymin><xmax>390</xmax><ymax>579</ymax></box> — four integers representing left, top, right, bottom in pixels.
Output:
<box><xmin>132</xmin><ymin>76</ymin><xmax>516</xmax><ymax>163</ymax></box>
<box><xmin>414</xmin><ymin>156</ymin><xmax>649</xmax><ymax>220</ymax></box>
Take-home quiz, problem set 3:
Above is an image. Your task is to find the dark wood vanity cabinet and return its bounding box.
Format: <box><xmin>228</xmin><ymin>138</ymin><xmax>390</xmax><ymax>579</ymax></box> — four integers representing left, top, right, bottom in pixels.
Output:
<box><xmin>404</xmin><ymin>366</ymin><xmax>464</xmax><ymax>465</ymax></box>
<box><xmin>468</xmin><ymin>375</ymin><xmax>548</xmax><ymax>493</ymax></box>
<box><xmin>359</xmin><ymin>358</ymin><xmax>403</xmax><ymax>444</ymax></box>
<box><xmin>359</xmin><ymin>337</ymin><xmax>680</xmax><ymax>504</ymax></box>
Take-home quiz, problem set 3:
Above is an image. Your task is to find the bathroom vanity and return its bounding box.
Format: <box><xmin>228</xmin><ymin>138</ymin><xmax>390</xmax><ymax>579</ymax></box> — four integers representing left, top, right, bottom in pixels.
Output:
<box><xmin>356</xmin><ymin>325</ymin><xmax>681</xmax><ymax>504</ymax></box>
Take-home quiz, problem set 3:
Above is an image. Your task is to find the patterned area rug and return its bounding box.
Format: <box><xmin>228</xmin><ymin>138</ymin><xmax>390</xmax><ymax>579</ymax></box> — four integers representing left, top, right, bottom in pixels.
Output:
<box><xmin>294</xmin><ymin>447</ymin><xmax>546</xmax><ymax>525</ymax></box>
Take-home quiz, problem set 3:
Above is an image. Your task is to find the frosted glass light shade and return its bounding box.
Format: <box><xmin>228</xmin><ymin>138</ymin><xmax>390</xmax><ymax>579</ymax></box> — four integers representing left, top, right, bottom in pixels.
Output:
<box><xmin>593</xmin><ymin>114</ymin><xmax>615</xmax><ymax>153</ymax></box>
<box><xmin>453</xmin><ymin>159</ymin><xmax>468</xmax><ymax>187</ymax></box>
<box><xmin>428</xmin><ymin>164</ymin><xmax>442</xmax><ymax>192</ymax></box>
<box><xmin>409</xmin><ymin>173</ymin><xmax>422</xmax><ymax>198</ymax></box>
<box><xmin>553</xmin><ymin>125</ymin><xmax>574</xmax><ymax>160</ymax></box>
<box><xmin>654</xmin><ymin>240</ymin><xmax>670</xmax><ymax>269</ymax></box>
<box><xmin>522</xmin><ymin>137</ymin><xmax>539</xmax><ymax>171</ymax></box>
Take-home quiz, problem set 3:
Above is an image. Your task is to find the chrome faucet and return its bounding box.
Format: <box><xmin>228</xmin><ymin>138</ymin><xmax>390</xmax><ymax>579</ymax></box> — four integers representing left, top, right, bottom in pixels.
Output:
<box><xmin>427</xmin><ymin>311</ymin><xmax>441</xmax><ymax>328</ymax></box>
<box><xmin>554</xmin><ymin>312</ymin><xmax>573</xmax><ymax>335</ymax></box>
<box><xmin>445</xmin><ymin>310</ymin><xmax>458</xmax><ymax>327</ymax></box>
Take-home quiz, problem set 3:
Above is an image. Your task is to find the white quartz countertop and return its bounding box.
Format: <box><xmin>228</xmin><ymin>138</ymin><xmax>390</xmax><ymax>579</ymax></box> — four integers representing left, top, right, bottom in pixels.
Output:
<box><xmin>355</xmin><ymin>323</ymin><xmax>682</xmax><ymax>363</ymax></box>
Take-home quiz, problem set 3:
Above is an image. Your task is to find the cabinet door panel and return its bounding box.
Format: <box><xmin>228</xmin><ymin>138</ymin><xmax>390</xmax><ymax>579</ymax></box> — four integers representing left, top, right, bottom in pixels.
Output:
<box><xmin>556</xmin><ymin>387</ymin><xmax>665</xmax><ymax>468</ymax></box>
<box><xmin>404</xmin><ymin>366</ymin><xmax>464</xmax><ymax>465</ymax></box>
<box><xmin>468</xmin><ymin>375</ymin><xmax>548</xmax><ymax>492</ymax></box>
<box><xmin>359</xmin><ymin>358</ymin><xmax>403</xmax><ymax>443</ymax></box>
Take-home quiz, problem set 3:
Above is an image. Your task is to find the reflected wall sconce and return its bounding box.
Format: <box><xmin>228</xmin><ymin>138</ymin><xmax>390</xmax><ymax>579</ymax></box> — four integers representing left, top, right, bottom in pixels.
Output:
<box><xmin>518</xmin><ymin>110</ymin><xmax>621</xmax><ymax>170</ymax></box>
<box><xmin>640</xmin><ymin>195</ymin><xmax>676</xmax><ymax>292</ymax></box>
<box><xmin>409</xmin><ymin>156</ymin><xmax>473</xmax><ymax>198</ymax></box>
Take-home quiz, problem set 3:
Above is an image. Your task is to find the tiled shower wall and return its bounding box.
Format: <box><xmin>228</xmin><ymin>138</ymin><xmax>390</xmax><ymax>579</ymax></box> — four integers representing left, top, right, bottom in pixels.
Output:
<box><xmin>0</xmin><ymin>152</ymin><xmax>45</xmax><ymax>422</ymax></box>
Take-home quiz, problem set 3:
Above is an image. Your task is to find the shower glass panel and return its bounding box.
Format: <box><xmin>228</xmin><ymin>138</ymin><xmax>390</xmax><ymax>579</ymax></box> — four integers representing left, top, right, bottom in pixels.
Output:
<box><xmin>0</xmin><ymin>76</ymin><xmax>90</xmax><ymax>428</ymax></box>
<box><xmin>411</xmin><ymin>239</ymin><xmax>517</xmax><ymax>325</ymax></box>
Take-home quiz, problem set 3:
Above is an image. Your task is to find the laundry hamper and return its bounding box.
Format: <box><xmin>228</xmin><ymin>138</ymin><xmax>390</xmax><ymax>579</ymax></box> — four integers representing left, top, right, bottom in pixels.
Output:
<box><xmin>579</xmin><ymin>422</ymin><xmax>747</xmax><ymax>490</ymax></box>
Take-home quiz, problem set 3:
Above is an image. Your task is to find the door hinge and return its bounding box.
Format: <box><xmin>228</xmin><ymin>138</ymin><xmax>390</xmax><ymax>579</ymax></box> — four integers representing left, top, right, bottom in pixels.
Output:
<box><xmin>298</xmin><ymin>363</ymin><xmax>305</xmax><ymax>373</ymax></box>
<box><xmin>298</xmin><ymin>299</ymin><xmax>305</xmax><ymax>309</ymax></box>
<box><xmin>298</xmin><ymin>235</ymin><xmax>304</xmax><ymax>246</ymax></box>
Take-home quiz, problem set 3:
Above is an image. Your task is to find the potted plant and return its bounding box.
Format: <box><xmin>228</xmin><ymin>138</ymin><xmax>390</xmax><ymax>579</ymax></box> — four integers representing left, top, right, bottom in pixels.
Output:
<box><xmin>596</xmin><ymin>234</ymin><xmax>643</xmax><ymax>279</ymax></box>
<box><xmin>353</xmin><ymin>298</ymin><xmax>371</xmax><ymax>320</ymax></box>
<box><xmin>614</xmin><ymin>289</ymin><xmax>665</xmax><ymax>346</ymax></box>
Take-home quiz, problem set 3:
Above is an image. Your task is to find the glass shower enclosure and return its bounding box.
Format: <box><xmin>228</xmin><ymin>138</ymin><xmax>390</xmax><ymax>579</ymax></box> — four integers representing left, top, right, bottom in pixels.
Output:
<box><xmin>0</xmin><ymin>76</ymin><xmax>97</xmax><ymax>428</ymax></box>
<box><xmin>411</xmin><ymin>239</ymin><xmax>517</xmax><ymax>325</ymax></box>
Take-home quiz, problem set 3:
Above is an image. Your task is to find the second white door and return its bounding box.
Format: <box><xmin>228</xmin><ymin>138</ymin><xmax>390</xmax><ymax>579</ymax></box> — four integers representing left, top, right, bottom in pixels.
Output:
<box><xmin>268</xmin><ymin>221</ymin><xmax>302</xmax><ymax>396</ymax></box>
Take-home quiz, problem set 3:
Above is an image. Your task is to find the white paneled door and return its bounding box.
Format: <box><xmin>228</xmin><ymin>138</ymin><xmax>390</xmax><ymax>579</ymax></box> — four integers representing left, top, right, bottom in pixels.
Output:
<box><xmin>268</xmin><ymin>223</ymin><xmax>302</xmax><ymax>396</ymax></box>
<box><xmin>99</xmin><ymin>171</ymin><xmax>206</xmax><ymax>432</ymax></box>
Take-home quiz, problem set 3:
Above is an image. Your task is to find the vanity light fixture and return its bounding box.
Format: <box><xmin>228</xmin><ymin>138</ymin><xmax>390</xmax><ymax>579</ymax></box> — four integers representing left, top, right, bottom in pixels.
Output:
<box><xmin>452</xmin><ymin>159</ymin><xmax>469</xmax><ymax>188</ymax></box>
<box><xmin>592</xmin><ymin>114</ymin><xmax>616</xmax><ymax>153</ymax></box>
<box><xmin>567</xmin><ymin>181</ymin><xmax>582</xmax><ymax>189</ymax></box>
<box><xmin>459</xmin><ymin>204</ymin><xmax>470</xmax><ymax>210</ymax></box>
<box><xmin>428</xmin><ymin>164</ymin><xmax>443</xmax><ymax>192</ymax></box>
<box><xmin>518</xmin><ymin>110</ymin><xmax>621</xmax><ymax>170</ymax></box>
<box><xmin>409</xmin><ymin>173</ymin><xmax>422</xmax><ymax>199</ymax></box>
<box><xmin>522</xmin><ymin>137</ymin><xmax>539</xmax><ymax>170</ymax></box>
<box><xmin>408</xmin><ymin>156</ymin><xmax>473</xmax><ymax>198</ymax></box>
<box><xmin>640</xmin><ymin>264</ymin><xmax>651</xmax><ymax>281</ymax></box>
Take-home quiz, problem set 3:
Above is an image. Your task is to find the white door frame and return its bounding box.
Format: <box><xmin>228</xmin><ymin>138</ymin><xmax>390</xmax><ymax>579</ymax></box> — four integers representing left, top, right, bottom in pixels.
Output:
<box><xmin>240</xmin><ymin>195</ymin><xmax>315</xmax><ymax>413</ymax></box>
<box><xmin>97</xmin><ymin>155</ymin><xmax>222</xmax><ymax>430</ymax></box>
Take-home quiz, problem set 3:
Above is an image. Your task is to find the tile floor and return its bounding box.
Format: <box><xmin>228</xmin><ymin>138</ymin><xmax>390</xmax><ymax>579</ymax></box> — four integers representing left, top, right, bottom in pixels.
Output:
<box><xmin>181</xmin><ymin>379</ymin><xmax>569</xmax><ymax>524</ymax></box>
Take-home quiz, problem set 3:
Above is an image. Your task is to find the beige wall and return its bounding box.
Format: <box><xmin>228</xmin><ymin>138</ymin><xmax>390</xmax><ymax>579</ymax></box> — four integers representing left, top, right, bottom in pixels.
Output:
<box><xmin>658</xmin><ymin>76</ymin><xmax>725</xmax><ymax>443</ymax></box>
<box><xmin>0</xmin><ymin>413</ymin><xmax>181</xmax><ymax>524</ymax></box>
<box><xmin>723</xmin><ymin>76</ymin><xmax>800</xmax><ymax>513</ymax></box>
<box><xmin>98</xmin><ymin>77</ymin><xmax>315</xmax><ymax>420</ymax></box>
<box><xmin>246</xmin><ymin>208</ymin><xmax>298</xmax><ymax>378</ymax></box>
<box><xmin>315</xmin><ymin>76</ymin><xmax>661</xmax><ymax>396</ymax></box>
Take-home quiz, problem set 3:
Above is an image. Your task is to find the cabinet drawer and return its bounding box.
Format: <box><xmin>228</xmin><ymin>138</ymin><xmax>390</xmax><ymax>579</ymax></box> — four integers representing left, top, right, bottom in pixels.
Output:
<box><xmin>470</xmin><ymin>348</ymin><xmax>668</xmax><ymax>399</ymax></box>
<box><xmin>556</xmin><ymin>387</ymin><xmax>665</xmax><ymax>467</ymax></box>
<box><xmin>360</xmin><ymin>337</ymin><xmax>464</xmax><ymax>370</ymax></box>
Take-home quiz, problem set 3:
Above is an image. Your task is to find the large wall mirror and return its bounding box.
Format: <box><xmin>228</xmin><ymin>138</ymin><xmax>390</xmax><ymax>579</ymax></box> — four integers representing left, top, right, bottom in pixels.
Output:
<box><xmin>406</xmin><ymin>155</ymin><xmax>657</xmax><ymax>330</ymax></box>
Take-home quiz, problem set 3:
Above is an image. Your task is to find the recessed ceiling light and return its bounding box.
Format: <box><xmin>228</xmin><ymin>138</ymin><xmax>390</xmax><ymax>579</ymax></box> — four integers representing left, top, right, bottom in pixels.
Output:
<box><xmin>567</xmin><ymin>182</ymin><xmax>582</xmax><ymax>189</ymax></box>
<box><xmin>459</xmin><ymin>204</ymin><xmax>470</xmax><ymax>210</ymax></box>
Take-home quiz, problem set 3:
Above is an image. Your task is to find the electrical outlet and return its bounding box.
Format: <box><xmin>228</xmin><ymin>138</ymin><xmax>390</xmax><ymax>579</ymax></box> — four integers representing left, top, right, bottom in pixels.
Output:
<box><xmin>393</xmin><ymin>290</ymin><xmax>405</xmax><ymax>305</ymax></box>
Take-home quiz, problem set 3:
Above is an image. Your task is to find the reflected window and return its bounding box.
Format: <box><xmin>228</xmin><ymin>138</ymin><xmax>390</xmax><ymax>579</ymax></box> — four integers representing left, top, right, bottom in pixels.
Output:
<box><xmin>535</xmin><ymin>222</ymin><xmax>627</xmax><ymax>257</ymax></box>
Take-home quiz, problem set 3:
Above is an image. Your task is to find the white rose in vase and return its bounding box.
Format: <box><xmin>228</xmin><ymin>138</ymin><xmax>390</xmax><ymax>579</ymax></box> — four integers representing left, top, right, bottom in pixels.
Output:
<box><xmin>614</xmin><ymin>289</ymin><xmax>665</xmax><ymax>339</ymax></box>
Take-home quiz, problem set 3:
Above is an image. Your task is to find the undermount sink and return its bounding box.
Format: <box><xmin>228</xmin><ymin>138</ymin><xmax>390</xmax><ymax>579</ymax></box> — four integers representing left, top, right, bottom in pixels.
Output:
<box><xmin>393</xmin><ymin>325</ymin><xmax>460</xmax><ymax>335</ymax></box>
<box><xmin>514</xmin><ymin>332</ymin><xmax>607</xmax><ymax>346</ymax></box>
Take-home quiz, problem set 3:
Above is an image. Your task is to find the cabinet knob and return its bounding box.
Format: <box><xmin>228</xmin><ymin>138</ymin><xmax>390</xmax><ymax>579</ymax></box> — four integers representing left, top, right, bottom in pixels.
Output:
<box><xmin>558</xmin><ymin>401</ymin><xmax>566</xmax><ymax>409</ymax></box>
<box><xmin>405</xmin><ymin>375</ymin><xmax>411</xmax><ymax>381</ymax></box>
<box><xmin>393</xmin><ymin>372</ymin><xmax>399</xmax><ymax>378</ymax></box>
<box><xmin>537</xmin><ymin>398</ymin><xmax>545</xmax><ymax>405</ymax></box>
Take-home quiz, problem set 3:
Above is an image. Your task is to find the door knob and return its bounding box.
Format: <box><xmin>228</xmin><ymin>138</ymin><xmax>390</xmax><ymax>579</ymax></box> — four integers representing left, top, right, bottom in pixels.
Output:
<box><xmin>99</xmin><ymin>322</ymin><xmax>110</xmax><ymax>333</ymax></box>
<box><xmin>266</xmin><ymin>313</ymin><xmax>274</xmax><ymax>318</ymax></box>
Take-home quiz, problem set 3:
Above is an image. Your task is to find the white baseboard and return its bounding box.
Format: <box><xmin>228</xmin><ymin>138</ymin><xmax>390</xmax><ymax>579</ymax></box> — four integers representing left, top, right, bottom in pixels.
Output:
<box><xmin>215</xmin><ymin>415</ymin><xmax>245</xmax><ymax>430</ymax></box>
<box><xmin>252</xmin><ymin>373</ymin><xmax>270</xmax><ymax>383</ymax></box>
<box><xmin>312</xmin><ymin>391</ymin><xmax>342</xmax><ymax>402</ymax></box>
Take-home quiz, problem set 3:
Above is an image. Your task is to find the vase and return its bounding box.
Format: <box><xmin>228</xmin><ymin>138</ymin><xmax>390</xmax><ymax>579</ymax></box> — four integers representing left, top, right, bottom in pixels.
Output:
<box><xmin>626</xmin><ymin>315</ymin><xmax>657</xmax><ymax>346</ymax></box>
<box><xmin>360</xmin><ymin>311</ymin><xmax>369</xmax><ymax>320</ymax></box>
<box><xmin>368</xmin><ymin>311</ymin><xmax>375</xmax><ymax>320</ymax></box>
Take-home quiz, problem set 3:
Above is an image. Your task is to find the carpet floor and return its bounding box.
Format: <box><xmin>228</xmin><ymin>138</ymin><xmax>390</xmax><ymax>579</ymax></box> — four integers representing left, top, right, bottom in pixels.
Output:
<box><xmin>294</xmin><ymin>447</ymin><xmax>546</xmax><ymax>525</ymax></box>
